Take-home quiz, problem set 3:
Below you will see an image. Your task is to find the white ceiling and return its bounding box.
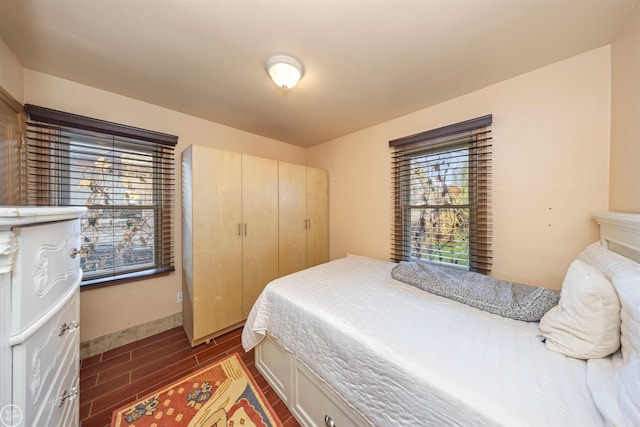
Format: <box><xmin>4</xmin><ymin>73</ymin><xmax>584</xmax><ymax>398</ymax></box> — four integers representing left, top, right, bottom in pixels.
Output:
<box><xmin>0</xmin><ymin>0</ymin><xmax>637</xmax><ymax>147</ymax></box>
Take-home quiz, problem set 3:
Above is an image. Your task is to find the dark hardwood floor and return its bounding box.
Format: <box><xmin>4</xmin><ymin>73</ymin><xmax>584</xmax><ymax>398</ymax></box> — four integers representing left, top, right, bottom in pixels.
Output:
<box><xmin>79</xmin><ymin>325</ymin><xmax>300</xmax><ymax>427</ymax></box>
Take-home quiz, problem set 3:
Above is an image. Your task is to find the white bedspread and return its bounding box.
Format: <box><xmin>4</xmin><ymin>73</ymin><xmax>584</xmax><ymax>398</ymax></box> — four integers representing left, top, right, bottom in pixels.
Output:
<box><xmin>242</xmin><ymin>254</ymin><xmax>604</xmax><ymax>426</ymax></box>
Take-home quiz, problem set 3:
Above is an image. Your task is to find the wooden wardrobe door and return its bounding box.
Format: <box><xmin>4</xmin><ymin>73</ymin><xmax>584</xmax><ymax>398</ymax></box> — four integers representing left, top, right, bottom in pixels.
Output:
<box><xmin>306</xmin><ymin>167</ymin><xmax>329</xmax><ymax>268</ymax></box>
<box><xmin>189</xmin><ymin>146</ymin><xmax>243</xmax><ymax>342</ymax></box>
<box><xmin>279</xmin><ymin>162</ymin><xmax>307</xmax><ymax>276</ymax></box>
<box><xmin>242</xmin><ymin>155</ymin><xmax>278</xmax><ymax>318</ymax></box>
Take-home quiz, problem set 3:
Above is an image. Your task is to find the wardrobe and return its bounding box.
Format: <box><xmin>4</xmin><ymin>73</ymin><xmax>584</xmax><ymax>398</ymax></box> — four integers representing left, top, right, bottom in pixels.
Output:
<box><xmin>182</xmin><ymin>145</ymin><xmax>328</xmax><ymax>346</ymax></box>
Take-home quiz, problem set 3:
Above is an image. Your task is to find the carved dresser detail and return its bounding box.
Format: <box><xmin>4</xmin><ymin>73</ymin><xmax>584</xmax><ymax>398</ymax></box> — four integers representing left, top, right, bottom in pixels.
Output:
<box><xmin>0</xmin><ymin>206</ymin><xmax>87</xmax><ymax>427</ymax></box>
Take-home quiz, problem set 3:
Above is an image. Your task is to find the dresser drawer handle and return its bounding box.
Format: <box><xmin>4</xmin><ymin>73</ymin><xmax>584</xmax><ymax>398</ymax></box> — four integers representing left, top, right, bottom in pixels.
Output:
<box><xmin>325</xmin><ymin>415</ymin><xmax>336</xmax><ymax>427</ymax></box>
<box><xmin>59</xmin><ymin>321</ymin><xmax>79</xmax><ymax>336</ymax></box>
<box><xmin>57</xmin><ymin>387</ymin><xmax>78</xmax><ymax>407</ymax></box>
<box><xmin>70</xmin><ymin>247</ymin><xmax>89</xmax><ymax>258</ymax></box>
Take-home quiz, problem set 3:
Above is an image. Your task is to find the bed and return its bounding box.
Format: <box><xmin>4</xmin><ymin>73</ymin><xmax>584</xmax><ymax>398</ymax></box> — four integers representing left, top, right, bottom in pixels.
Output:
<box><xmin>242</xmin><ymin>212</ymin><xmax>640</xmax><ymax>427</ymax></box>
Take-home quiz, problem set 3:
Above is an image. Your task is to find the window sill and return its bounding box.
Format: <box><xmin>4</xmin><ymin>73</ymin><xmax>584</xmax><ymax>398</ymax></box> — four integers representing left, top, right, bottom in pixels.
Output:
<box><xmin>79</xmin><ymin>267</ymin><xmax>175</xmax><ymax>290</ymax></box>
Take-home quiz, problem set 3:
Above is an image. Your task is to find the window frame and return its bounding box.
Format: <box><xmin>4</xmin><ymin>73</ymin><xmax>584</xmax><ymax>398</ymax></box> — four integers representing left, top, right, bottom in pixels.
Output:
<box><xmin>24</xmin><ymin>104</ymin><xmax>177</xmax><ymax>288</ymax></box>
<box><xmin>390</xmin><ymin>115</ymin><xmax>492</xmax><ymax>274</ymax></box>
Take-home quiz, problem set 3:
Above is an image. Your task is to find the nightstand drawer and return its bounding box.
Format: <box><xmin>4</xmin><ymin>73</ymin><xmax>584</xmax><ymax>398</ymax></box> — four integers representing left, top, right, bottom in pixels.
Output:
<box><xmin>11</xmin><ymin>219</ymin><xmax>81</xmax><ymax>335</ymax></box>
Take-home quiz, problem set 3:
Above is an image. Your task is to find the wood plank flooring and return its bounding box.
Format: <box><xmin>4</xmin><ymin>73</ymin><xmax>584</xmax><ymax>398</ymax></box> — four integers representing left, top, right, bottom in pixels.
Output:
<box><xmin>79</xmin><ymin>325</ymin><xmax>300</xmax><ymax>427</ymax></box>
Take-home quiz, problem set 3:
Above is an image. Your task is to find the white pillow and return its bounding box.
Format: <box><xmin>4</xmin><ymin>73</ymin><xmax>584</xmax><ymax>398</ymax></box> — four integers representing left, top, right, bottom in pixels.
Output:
<box><xmin>539</xmin><ymin>259</ymin><xmax>621</xmax><ymax>359</ymax></box>
<box><xmin>577</xmin><ymin>242</ymin><xmax>636</xmax><ymax>282</ymax></box>
<box><xmin>575</xmin><ymin>243</ymin><xmax>640</xmax><ymax>425</ymax></box>
<box><xmin>578</xmin><ymin>242</ymin><xmax>640</xmax><ymax>362</ymax></box>
<box><xmin>611</xmin><ymin>266</ymin><xmax>640</xmax><ymax>362</ymax></box>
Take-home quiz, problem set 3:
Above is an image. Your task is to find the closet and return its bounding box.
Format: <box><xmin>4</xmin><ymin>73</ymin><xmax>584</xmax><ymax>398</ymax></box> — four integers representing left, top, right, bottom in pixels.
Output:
<box><xmin>182</xmin><ymin>146</ymin><xmax>324</xmax><ymax>346</ymax></box>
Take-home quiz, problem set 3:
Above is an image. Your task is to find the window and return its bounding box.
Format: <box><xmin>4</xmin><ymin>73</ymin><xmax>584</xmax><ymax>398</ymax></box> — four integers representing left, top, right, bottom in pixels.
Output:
<box><xmin>24</xmin><ymin>104</ymin><xmax>177</xmax><ymax>286</ymax></box>
<box><xmin>390</xmin><ymin>115</ymin><xmax>492</xmax><ymax>274</ymax></box>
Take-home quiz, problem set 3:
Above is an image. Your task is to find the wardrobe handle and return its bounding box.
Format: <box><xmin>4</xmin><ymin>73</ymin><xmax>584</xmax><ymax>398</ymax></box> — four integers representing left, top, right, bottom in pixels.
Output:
<box><xmin>308</xmin><ymin>219</ymin><xmax>311</xmax><ymax>229</ymax></box>
<box><xmin>244</xmin><ymin>223</ymin><xmax>247</xmax><ymax>235</ymax></box>
<box><xmin>238</xmin><ymin>223</ymin><xmax>242</xmax><ymax>236</ymax></box>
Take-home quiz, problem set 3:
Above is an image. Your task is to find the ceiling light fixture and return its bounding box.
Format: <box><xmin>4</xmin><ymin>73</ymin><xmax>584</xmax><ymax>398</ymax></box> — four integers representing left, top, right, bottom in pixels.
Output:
<box><xmin>265</xmin><ymin>54</ymin><xmax>304</xmax><ymax>90</ymax></box>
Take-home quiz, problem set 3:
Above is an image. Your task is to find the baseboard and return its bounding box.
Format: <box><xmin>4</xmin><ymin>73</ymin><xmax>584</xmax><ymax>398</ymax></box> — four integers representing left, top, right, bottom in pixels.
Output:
<box><xmin>80</xmin><ymin>312</ymin><xmax>183</xmax><ymax>359</ymax></box>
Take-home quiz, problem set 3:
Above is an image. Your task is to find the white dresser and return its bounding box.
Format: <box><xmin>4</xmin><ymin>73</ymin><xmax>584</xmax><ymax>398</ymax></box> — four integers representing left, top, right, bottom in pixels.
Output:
<box><xmin>0</xmin><ymin>206</ymin><xmax>87</xmax><ymax>427</ymax></box>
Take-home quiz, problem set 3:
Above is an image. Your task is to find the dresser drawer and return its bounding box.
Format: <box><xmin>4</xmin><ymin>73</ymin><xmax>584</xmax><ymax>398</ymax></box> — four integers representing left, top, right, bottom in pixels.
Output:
<box><xmin>11</xmin><ymin>219</ymin><xmax>81</xmax><ymax>335</ymax></box>
<box><xmin>12</xmin><ymin>289</ymin><xmax>79</xmax><ymax>426</ymax></box>
<box><xmin>41</xmin><ymin>343</ymin><xmax>80</xmax><ymax>427</ymax></box>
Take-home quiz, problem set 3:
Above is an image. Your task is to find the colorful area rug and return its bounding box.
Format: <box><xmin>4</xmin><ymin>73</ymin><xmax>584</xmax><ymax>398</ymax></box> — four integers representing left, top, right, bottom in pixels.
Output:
<box><xmin>111</xmin><ymin>353</ymin><xmax>283</xmax><ymax>427</ymax></box>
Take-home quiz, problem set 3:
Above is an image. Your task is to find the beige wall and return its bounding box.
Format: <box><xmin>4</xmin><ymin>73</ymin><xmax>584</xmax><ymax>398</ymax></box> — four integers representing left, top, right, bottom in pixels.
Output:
<box><xmin>308</xmin><ymin>47</ymin><xmax>612</xmax><ymax>290</ymax></box>
<box><xmin>0</xmin><ymin>38</ymin><xmax>24</xmax><ymax>103</ymax></box>
<box><xmin>610</xmin><ymin>2</ymin><xmax>640</xmax><ymax>212</ymax></box>
<box><xmin>23</xmin><ymin>69</ymin><xmax>307</xmax><ymax>342</ymax></box>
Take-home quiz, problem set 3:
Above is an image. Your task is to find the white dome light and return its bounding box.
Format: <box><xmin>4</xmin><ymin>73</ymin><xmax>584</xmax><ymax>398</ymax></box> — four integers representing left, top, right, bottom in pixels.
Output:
<box><xmin>265</xmin><ymin>54</ymin><xmax>304</xmax><ymax>90</ymax></box>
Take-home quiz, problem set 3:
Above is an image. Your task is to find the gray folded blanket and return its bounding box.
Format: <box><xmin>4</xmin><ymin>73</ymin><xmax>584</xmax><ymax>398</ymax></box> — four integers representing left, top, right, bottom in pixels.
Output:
<box><xmin>391</xmin><ymin>261</ymin><xmax>559</xmax><ymax>321</ymax></box>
